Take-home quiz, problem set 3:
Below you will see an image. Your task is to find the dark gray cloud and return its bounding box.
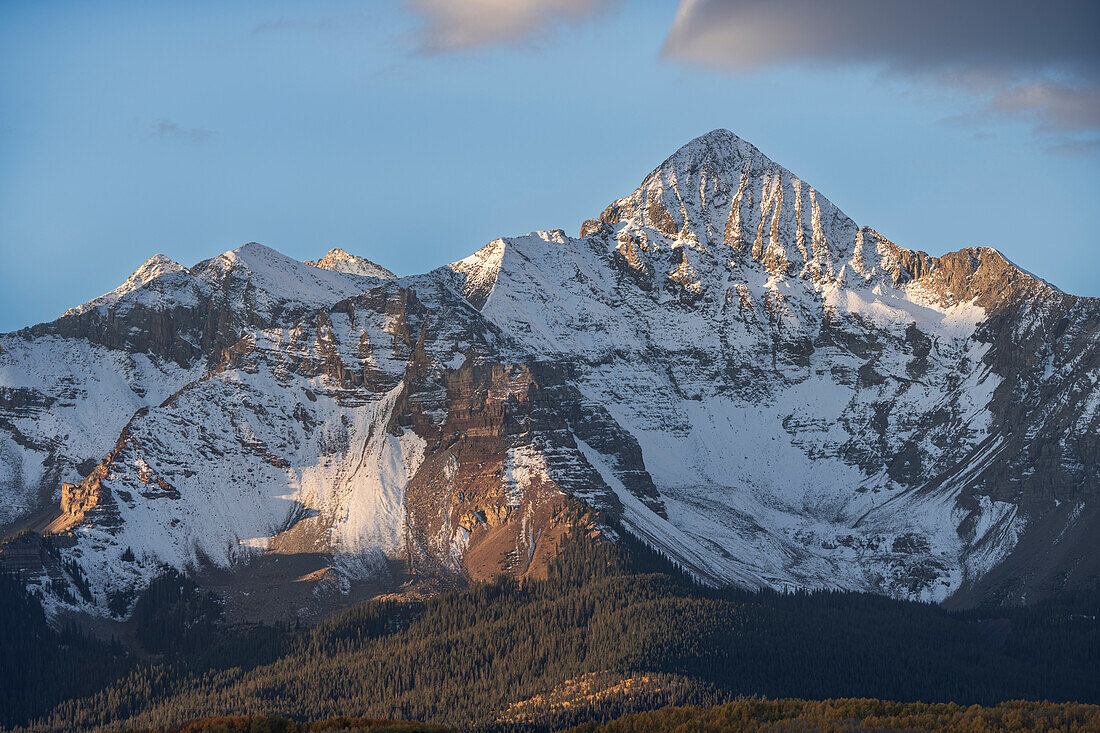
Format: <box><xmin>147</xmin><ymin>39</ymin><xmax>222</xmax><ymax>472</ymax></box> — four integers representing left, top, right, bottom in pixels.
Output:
<box><xmin>405</xmin><ymin>0</ymin><xmax>616</xmax><ymax>53</ymax></box>
<box><xmin>149</xmin><ymin>119</ymin><xmax>213</xmax><ymax>145</ymax></box>
<box><xmin>664</xmin><ymin>0</ymin><xmax>1099</xmax><ymax>77</ymax></box>
<box><xmin>663</xmin><ymin>0</ymin><xmax>1100</xmax><ymax>151</ymax></box>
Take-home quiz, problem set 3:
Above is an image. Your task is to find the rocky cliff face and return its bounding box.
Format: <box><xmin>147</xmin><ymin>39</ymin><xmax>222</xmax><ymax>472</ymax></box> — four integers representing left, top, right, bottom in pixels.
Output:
<box><xmin>0</xmin><ymin>244</ymin><xmax>393</xmax><ymax>529</ymax></box>
<box><xmin>1</xmin><ymin>130</ymin><xmax>1095</xmax><ymax>619</ymax></box>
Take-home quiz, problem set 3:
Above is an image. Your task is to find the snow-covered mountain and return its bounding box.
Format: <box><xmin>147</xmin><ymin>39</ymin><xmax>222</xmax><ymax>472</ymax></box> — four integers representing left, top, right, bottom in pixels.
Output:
<box><xmin>1</xmin><ymin>130</ymin><xmax>1096</xmax><ymax>620</ymax></box>
<box><xmin>0</xmin><ymin>244</ymin><xmax>393</xmax><ymax>527</ymax></box>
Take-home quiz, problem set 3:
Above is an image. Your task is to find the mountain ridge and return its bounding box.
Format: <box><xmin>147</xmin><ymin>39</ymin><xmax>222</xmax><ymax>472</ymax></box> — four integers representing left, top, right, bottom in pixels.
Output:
<box><xmin>1</xmin><ymin>129</ymin><xmax>1096</xmax><ymax>621</ymax></box>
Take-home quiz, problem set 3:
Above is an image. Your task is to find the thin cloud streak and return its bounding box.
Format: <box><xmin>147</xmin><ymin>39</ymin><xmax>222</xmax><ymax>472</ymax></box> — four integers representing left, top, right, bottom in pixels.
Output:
<box><xmin>986</xmin><ymin>81</ymin><xmax>1100</xmax><ymax>133</ymax></box>
<box><xmin>148</xmin><ymin>119</ymin><xmax>213</xmax><ymax>145</ymax></box>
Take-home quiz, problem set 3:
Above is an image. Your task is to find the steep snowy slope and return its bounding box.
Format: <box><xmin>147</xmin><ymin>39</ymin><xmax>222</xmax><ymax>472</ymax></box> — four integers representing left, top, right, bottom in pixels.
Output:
<box><xmin>441</xmin><ymin>130</ymin><xmax>1098</xmax><ymax>604</ymax></box>
<box><xmin>40</xmin><ymin>283</ymin><xmax>466</xmax><ymax>610</ymax></box>
<box><xmin>19</xmin><ymin>276</ymin><xmax>620</xmax><ymax>619</ymax></box>
<box><xmin>0</xmin><ymin>244</ymin><xmax>393</xmax><ymax>528</ymax></box>
<box><xmin>2</xmin><ymin>130</ymin><xmax>1095</xmax><ymax>619</ymax></box>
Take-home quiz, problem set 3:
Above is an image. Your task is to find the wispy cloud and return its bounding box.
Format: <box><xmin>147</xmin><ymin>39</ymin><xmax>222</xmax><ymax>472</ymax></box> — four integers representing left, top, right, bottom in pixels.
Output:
<box><xmin>662</xmin><ymin>0</ymin><xmax>1100</xmax><ymax>154</ymax></box>
<box><xmin>985</xmin><ymin>81</ymin><xmax>1100</xmax><ymax>133</ymax></box>
<box><xmin>405</xmin><ymin>0</ymin><xmax>616</xmax><ymax>53</ymax></box>
<box><xmin>148</xmin><ymin>119</ymin><xmax>213</xmax><ymax>145</ymax></box>
<box><xmin>1044</xmin><ymin>135</ymin><xmax>1100</xmax><ymax>157</ymax></box>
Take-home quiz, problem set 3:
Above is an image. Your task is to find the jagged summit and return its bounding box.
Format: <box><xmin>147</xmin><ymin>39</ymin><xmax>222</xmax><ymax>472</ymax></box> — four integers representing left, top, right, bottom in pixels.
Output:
<box><xmin>133</xmin><ymin>253</ymin><xmax>186</xmax><ymax>279</ymax></box>
<box><xmin>61</xmin><ymin>253</ymin><xmax>191</xmax><ymax>319</ymax></box>
<box><xmin>112</xmin><ymin>253</ymin><xmax>188</xmax><ymax>296</ymax></box>
<box><xmin>574</xmin><ymin>130</ymin><xmax>1063</xmax><ymax>315</ymax></box>
<box><xmin>197</xmin><ymin>241</ymin><xmax>302</xmax><ymax>272</ymax></box>
<box><xmin>580</xmin><ymin>127</ymin><xmax>860</xmax><ymax>288</ymax></box>
<box><xmin>441</xmin><ymin>131</ymin><xmax>1067</xmax><ymax>352</ymax></box>
<box><xmin>305</xmin><ymin>247</ymin><xmax>395</xmax><ymax>279</ymax></box>
<box><xmin>35</xmin><ymin>242</ymin><xmax>396</xmax><ymax>340</ymax></box>
<box><xmin>650</xmin><ymin>128</ymin><xmax>764</xmax><ymax>178</ymax></box>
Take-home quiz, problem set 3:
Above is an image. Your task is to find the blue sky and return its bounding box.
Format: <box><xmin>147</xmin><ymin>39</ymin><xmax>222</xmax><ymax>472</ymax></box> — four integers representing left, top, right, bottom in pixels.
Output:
<box><xmin>1</xmin><ymin>0</ymin><xmax>1097</xmax><ymax>332</ymax></box>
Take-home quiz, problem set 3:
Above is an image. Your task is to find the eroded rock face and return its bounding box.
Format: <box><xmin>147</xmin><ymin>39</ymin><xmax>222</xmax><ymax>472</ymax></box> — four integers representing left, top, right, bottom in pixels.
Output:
<box><xmin>441</xmin><ymin>129</ymin><xmax>1098</xmax><ymax>604</ymax></box>
<box><xmin>0</xmin><ymin>244</ymin><xmax>395</xmax><ymax>529</ymax></box>
<box><xmin>403</xmin><ymin>361</ymin><xmax>587</xmax><ymax>582</ymax></box>
<box><xmin>1</xmin><ymin>129</ymin><xmax>1096</xmax><ymax>618</ymax></box>
<box><xmin>4</xmin><ymin>273</ymin><xmax>617</xmax><ymax>615</ymax></box>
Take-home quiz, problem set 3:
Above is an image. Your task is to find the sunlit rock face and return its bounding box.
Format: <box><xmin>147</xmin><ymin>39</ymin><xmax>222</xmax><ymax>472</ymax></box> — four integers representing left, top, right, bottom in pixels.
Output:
<box><xmin>1</xmin><ymin>130</ymin><xmax>1096</xmax><ymax>620</ymax></box>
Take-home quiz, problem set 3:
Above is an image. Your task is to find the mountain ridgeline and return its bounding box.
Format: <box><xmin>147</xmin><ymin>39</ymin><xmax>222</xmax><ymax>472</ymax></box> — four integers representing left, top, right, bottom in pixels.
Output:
<box><xmin>0</xmin><ymin>129</ymin><xmax>1097</xmax><ymax>626</ymax></box>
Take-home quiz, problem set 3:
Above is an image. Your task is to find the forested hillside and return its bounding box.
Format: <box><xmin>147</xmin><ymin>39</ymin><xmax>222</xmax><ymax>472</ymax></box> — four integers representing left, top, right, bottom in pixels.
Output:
<box><xmin>105</xmin><ymin>701</ymin><xmax>1100</xmax><ymax>733</ymax></box>
<box><xmin>4</xmin><ymin>529</ymin><xmax>1098</xmax><ymax>731</ymax></box>
<box><xmin>569</xmin><ymin>699</ymin><xmax>1100</xmax><ymax>732</ymax></box>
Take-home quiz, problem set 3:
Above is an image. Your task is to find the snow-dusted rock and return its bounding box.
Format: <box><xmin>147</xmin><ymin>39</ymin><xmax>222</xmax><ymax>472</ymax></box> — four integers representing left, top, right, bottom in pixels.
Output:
<box><xmin>306</xmin><ymin>247</ymin><xmax>397</xmax><ymax>279</ymax></box>
<box><xmin>1</xmin><ymin>130</ymin><xmax>1096</xmax><ymax>619</ymax></box>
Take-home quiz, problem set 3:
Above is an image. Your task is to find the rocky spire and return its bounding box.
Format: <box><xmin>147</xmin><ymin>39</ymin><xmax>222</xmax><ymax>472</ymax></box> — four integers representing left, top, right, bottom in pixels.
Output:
<box><xmin>305</xmin><ymin>247</ymin><xmax>395</xmax><ymax>279</ymax></box>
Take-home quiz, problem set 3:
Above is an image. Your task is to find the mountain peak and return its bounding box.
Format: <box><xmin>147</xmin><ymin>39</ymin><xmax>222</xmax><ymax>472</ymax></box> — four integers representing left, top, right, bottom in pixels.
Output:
<box><xmin>200</xmin><ymin>242</ymin><xmax>391</xmax><ymax>282</ymax></box>
<box><xmin>580</xmin><ymin>128</ymin><xmax>860</xmax><ymax>293</ymax></box>
<box><xmin>60</xmin><ymin>254</ymin><xmax>190</xmax><ymax>318</ymax></box>
<box><xmin>699</xmin><ymin>127</ymin><xmax>737</xmax><ymax>140</ymax></box>
<box><xmin>677</xmin><ymin>127</ymin><xmax>743</xmax><ymax>152</ymax></box>
<box><xmin>305</xmin><ymin>247</ymin><xmax>395</xmax><ymax>279</ymax></box>
<box><xmin>659</xmin><ymin>128</ymin><xmax>760</xmax><ymax>171</ymax></box>
<box><xmin>226</xmin><ymin>241</ymin><xmax>283</xmax><ymax>262</ymax></box>
<box><xmin>321</xmin><ymin>246</ymin><xmax>354</xmax><ymax>260</ymax></box>
<box><xmin>578</xmin><ymin>130</ymin><xmax>1067</xmax><ymax>313</ymax></box>
<box><xmin>129</xmin><ymin>252</ymin><xmax>185</xmax><ymax>281</ymax></box>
